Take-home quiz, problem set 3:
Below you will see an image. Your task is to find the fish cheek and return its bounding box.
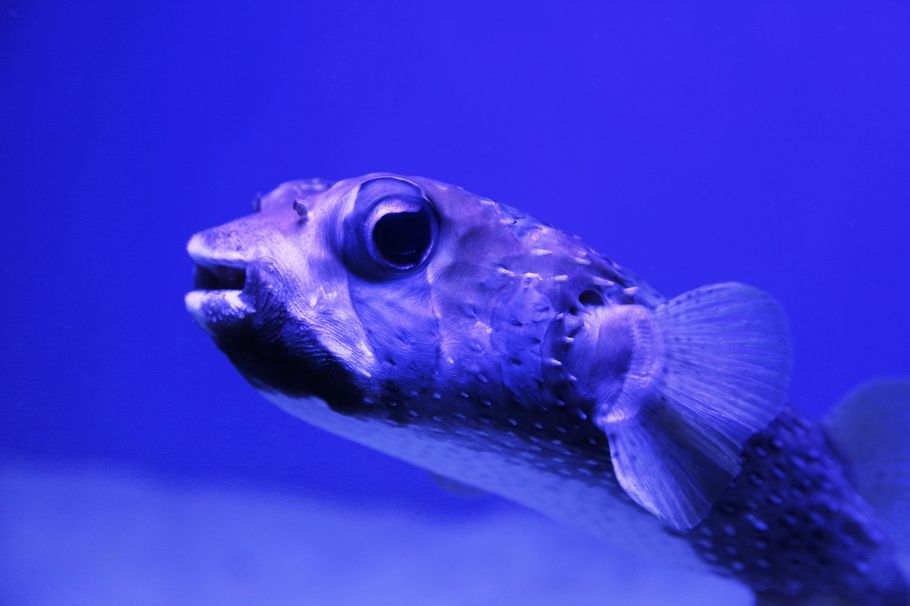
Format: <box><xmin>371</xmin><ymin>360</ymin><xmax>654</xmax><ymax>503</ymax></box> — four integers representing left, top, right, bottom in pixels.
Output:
<box><xmin>212</xmin><ymin>302</ymin><xmax>366</xmax><ymax>412</ymax></box>
<box><xmin>346</xmin><ymin>275</ymin><xmax>441</xmax><ymax>400</ymax></box>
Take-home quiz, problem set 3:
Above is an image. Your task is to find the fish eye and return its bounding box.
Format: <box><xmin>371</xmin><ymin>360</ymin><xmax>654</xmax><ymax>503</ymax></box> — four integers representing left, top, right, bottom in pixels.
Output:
<box><xmin>343</xmin><ymin>177</ymin><xmax>439</xmax><ymax>277</ymax></box>
<box><xmin>369</xmin><ymin>202</ymin><xmax>435</xmax><ymax>269</ymax></box>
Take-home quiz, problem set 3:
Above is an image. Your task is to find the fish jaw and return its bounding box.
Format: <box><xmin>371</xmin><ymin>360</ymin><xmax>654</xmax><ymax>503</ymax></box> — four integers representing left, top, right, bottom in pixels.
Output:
<box><xmin>185</xmin><ymin>231</ymin><xmax>256</xmax><ymax>336</ymax></box>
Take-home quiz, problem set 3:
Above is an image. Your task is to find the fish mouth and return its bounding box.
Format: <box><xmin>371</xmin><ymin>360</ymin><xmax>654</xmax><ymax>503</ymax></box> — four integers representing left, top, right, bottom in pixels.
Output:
<box><xmin>185</xmin><ymin>235</ymin><xmax>255</xmax><ymax>334</ymax></box>
<box><xmin>193</xmin><ymin>261</ymin><xmax>247</xmax><ymax>291</ymax></box>
<box><xmin>184</xmin><ymin>231</ymin><xmax>364</xmax><ymax>407</ymax></box>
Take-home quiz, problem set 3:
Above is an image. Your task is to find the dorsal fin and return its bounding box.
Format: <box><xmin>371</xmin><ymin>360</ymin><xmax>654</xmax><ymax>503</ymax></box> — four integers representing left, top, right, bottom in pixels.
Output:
<box><xmin>825</xmin><ymin>378</ymin><xmax>910</xmax><ymax>556</ymax></box>
<box><xmin>566</xmin><ymin>282</ymin><xmax>792</xmax><ymax>530</ymax></box>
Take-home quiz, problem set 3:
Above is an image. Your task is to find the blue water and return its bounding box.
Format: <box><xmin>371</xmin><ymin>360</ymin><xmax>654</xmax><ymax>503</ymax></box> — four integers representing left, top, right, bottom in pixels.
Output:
<box><xmin>2</xmin><ymin>2</ymin><xmax>909</xmax><ymax>604</ymax></box>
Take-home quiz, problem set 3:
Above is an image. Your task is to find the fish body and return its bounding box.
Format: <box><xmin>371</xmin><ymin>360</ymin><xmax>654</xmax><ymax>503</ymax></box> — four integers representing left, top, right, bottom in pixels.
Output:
<box><xmin>186</xmin><ymin>174</ymin><xmax>909</xmax><ymax>605</ymax></box>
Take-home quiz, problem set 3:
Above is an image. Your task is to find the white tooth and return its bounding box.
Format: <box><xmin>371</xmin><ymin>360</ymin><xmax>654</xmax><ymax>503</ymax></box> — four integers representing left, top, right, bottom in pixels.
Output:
<box><xmin>223</xmin><ymin>290</ymin><xmax>252</xmax><ymax>311</ymax></box>
<box><xmin>185</xmin><ymin>290</ymin><xmax>206</xmax><ymax>313</ymax></box>
<box><xmin>185</xmin><ymin>291</ymin><xmax>215</xmax><ymax>334</ymax></box>
<box><xmin>185</xmin><ymin>290</ymin><xmax>253</xmax><ymax>334</ymax></box>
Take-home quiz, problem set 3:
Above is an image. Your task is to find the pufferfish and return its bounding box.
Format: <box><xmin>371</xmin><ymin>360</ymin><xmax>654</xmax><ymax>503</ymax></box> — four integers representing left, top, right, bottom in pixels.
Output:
<box><xmin>185</xmin><ymin>174</ymin><xmax>910</xmax><ymax>605</ymax></box>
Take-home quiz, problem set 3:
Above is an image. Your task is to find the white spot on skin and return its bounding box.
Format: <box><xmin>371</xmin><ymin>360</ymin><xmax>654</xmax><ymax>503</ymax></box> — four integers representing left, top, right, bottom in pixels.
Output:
<box><xmin>574</xmin><ymin>256</ymin><xmax>592</xmax><ymax>266</ymax></box>
<box><xmin>553</xmin><ymin>274</ymin><xmax>569</xmax><ymax>282</ymax></box>
<box><xmin>531</xmin><ymin>248</ymin><xmax>553</xmax><ymax>256</ymax></box>
<box><xmin>473</xmin><ymin>321</ymin><xmax>493</xmax><ymax>334</ymax></box>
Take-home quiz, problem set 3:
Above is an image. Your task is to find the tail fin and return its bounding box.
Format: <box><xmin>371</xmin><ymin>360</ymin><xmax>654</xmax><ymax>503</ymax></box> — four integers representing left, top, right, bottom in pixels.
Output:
<box><xmin>824</xmin><ymin>378</ymin><xmax>910</xmax><ymax>558</ymax></box>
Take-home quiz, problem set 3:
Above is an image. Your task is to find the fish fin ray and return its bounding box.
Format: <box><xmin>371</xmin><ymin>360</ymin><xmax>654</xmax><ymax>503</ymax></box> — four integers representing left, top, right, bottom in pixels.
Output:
<box><xmin>608</xmin><ymin>398</ymin><xmax>737</xmax><ymax>530</ymax></box>
<box><xmin>656</xmin><ymin>282</ymin><xmax>792</xmax><ymax>441</ymax></box>
<box><xmin>588</xmin><ymin>282</ymin><xmax>791</xmax><ymax>530</ymax></box>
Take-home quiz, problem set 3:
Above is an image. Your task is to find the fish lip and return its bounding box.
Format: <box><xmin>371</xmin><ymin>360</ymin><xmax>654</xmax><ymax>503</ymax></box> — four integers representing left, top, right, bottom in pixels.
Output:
<box><xmin>185</xmin><ymin>233</ymin><xmax>256</xmax><ymax>334</ymax></box>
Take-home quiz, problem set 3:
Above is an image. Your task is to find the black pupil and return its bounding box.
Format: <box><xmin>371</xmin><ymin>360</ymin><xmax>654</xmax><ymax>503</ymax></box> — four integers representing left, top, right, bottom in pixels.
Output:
<box><xmin>372</xmin><ymin>209</ymin><xmax>432</xmax><ymax>267</ymax></box>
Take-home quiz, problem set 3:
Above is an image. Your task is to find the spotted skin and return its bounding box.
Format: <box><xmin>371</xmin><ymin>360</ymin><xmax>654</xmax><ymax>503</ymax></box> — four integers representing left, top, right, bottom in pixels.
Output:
<box><xmin>186</xmin><ymin>174</ymin><xmax>909</xmax><ymax>606</ymax></box>
<box><xmin>693</xmin><ymin>411</ymin><xmax>907</xmax><ymax>605</ymax></box>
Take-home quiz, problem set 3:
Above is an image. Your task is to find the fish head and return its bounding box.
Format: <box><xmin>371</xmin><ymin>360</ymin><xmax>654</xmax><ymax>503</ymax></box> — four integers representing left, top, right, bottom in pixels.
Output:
<box><xmin>185</xmin><ymin>173</ymin><xmax>649</xmax><ymax>423</ymax></box>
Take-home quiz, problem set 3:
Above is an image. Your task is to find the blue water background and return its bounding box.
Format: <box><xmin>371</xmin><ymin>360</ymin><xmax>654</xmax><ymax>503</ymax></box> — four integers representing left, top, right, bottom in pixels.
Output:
<box><xmin>2</xmin><ymin>2</ymin><xmax>909</xmax><ymax>603</ymax></box>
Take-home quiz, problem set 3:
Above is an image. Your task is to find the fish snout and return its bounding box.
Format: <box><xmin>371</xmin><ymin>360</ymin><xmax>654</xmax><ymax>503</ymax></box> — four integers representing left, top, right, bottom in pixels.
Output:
<box><xmin>184</xmin><ymin>220</ymin><xmax>264</xmax><ymax>335</ymax></box>
<box><xmin>184</xmin><ymin>180</ymin><xmax>335</xmax><ymax>336</ymax></box>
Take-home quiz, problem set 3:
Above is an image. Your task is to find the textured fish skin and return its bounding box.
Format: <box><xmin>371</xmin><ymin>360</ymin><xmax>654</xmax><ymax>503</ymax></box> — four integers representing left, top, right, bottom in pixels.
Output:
<box><xmin>186</xmin><ymin>174</ymin><xmax>908</xmax><ymax>605</ymax></box>
<box><xmin>699</xmin><ymin>411</ymin><xmax>907</xmax><ymax>605</ymax></box>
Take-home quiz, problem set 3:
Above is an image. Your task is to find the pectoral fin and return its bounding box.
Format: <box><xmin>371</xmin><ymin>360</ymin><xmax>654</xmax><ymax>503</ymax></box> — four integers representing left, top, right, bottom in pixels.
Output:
<box><xmin>571</xmin><ymin>283</ymin><xmax>792</xmax><ymax>530</ymax></box>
